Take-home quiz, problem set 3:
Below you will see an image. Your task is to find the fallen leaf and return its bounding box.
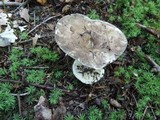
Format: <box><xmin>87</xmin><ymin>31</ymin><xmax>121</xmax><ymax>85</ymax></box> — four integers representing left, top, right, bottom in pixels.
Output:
<box><xmin>18</xmin><ymin>25</ymin><xmax>27</xmax><ymax>32</ymax></box>
<box><xmin>109</xmin><ymin>98</ymin><xmax>122</xmax><ymax>108</ymax></box>
<box><xmin>0</xmin><ymin>12</ymin><xmax>9</xmax><ymax>26</ymax></box>
<box><xmin>19</xmin><ymin>8</ymin><xmax>29</xmax><ymax>22</ymax></box>
<box><xmin>0</xmin><ymin>24</ymin><xmax>17</xmax><ymax>43</ymax></box>
<box><xmin>62</xmin><ymin>5</ymin><xmax>71</xmax><ymax>14</ymax></box>
<box><xmin>36</xmin><ymin>0</ymin><xmax>47</xmax><ymax>5</ymax></box>
<box><xmin>52</xmin><ymin>105</ymin><xmax>66</xmax><ymax>120</ymax></box>
<box><xmin>13</xmin><ymin>20</ymin><xmax>27</xmax><ymax>32</ymax></box>
<box><xmin>32</xmin><ymin>34</ymin><xmax>41</xmax><ymax>47</ymax></box>
<box><xmin>34</xmin><ymin>96</ymin><xmax>52</xmax><ymax>120</ymax></box>
<box><xmin>0</xmin><ymin>36</ymin><xmax>11</xmax><ymax>47</ymax></box>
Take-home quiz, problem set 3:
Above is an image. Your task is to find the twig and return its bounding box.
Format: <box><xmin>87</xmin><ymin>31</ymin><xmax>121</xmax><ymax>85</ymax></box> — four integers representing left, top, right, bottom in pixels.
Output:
<box><xmin>145</xmin><ymin>55</ymin><xmax>160</xmax><ymax>72</ymax></box>
<box><xmin>26</xmin><ymin>66</ymin><xmax>49</xmax><ymax>69</ymax></box>
<box><xmin>27</xmin><ymin>15</ymin><xmax>61</xmax><ymax>35</ymax></box>
<box><xmin>10</xmin><ymin>92</ymin><xmax>29</xmax><ymax>117</ymax></box>
<box><xmin>29</xmin><ymin>83</ymin><xmax>54</xmax><ymax>90</ymax></box>
<box><xmin>14</xmin><ymin>0</ymin><xmax>31</xmax><ymax>13</ymax></box>
<box><xmin>0</xmin><ymin>79</ymin><xmax>69</xmax><ymax>92</ymax></box>
<box><xmin>132</xmin><ymin>93</ymin><xmax>138</xmax><ymax>105</ymax></box>
<box><xmin>0</xmin><ymin>1</ymin><xmax>22</xmax><ymax>6</ymax></box>
<box><xmin>141</xmin><ymin>106</ymin><xmax>149</xmax><ymax>120</ymax></box>
<box><xmin>0</xmin><ymin>79</ymin><xmax>23</xmax><ymax>84</ymax></box>
<box><xmin>149</xmin><ymin>104</ymin><xmax>157</xmax><ymax>120</ymax></box>
<box><xmin>16</xmin><ymin>39</ymin><xmax>32</xmax><ymax>44</ymax></box>
<box><xmin>17</xmin><ymin>95</ymin><xmax>22</xmax><ymax>116</ymax></box>
<box><xmin>136</xmin><ymin>23</ymin><xmax>160</xmax><ymax>38</ymax></box>
<box><xmin>11</xmin><ymin>92</ymin><xmax>30</xmax><ymax>96</ymax></box>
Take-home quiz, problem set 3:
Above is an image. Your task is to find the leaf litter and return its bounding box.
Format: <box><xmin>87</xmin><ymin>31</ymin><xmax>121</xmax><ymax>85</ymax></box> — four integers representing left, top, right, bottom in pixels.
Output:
<box><xmin>0</xmin><ymin>1</ymin><xmax>160</xmax><ymax>120</ymax></box>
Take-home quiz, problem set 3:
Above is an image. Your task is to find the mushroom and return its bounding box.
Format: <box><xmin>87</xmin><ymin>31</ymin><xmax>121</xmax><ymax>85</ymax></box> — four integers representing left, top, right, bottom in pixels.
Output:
<box><xmin>55</xmin><ymin>14</ymin><xmax>127</xmax><ymax>84</ymax></box>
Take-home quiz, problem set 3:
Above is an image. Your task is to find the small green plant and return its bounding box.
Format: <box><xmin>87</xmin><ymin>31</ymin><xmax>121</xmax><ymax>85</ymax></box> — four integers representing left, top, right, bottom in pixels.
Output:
<box><xmin>21</xmin><ymin>58</ymin><xmax>36</xmax><ymax>67</ymax></box>
<box><xmin>9</xmin><ymin>48</ymin><xmax>23</xmax><ymax>62</ymax></box>
<box><xmin>9</xmin><ymin>48</ymin><xmax>24</xmax><ymax>79</ymax></box>
<box><xmin>114</xmin><ymin>66</ymin><xmax>133</xmax><ymax>83</ymax></box>
<box><xmin>25</xmin><ymin>86</ymin><xmax>36</xmax><ymax>94</ymax></box>
<box><xmin>101</xmin><ymin>99</ymin><xmax>109</xmax><ymax>109</ymax></box>
<box><xmin>64</xmin><ymin>113</ymin><xmax>74</xmax><ymax>120</ymax></box>
<box><xmin>108</xmin><ymin>0</ymin><xmax>160</xmax><ymax>38</ymax></box>
<box><xmin>87</xmin><ymin>9</ymin><xmax>100</xmax><ymax>20</ymax></box>
<box><xmin>25</xmin><ymin>70</ymin><xmax>45</xmax><ymax>84</ymax></box>
<box><xmin>108</xmin><ymin>109</ymin><xmax>126</xmax><ymax>120</ymax></box>
<box><xmin>30</xmin><ymin>47</ymin><xmax>59</xmax><ymax>62</ymax></box>
<box><xmin>25</xmin><ymin>88</ymin><xmax>45</xmax><ymax>105</ymax></box>
<box><xmin>66</xmin><ymin>83</ymin><xmax>74</xmax><ymax>91</ymax></box>
<box><xmin>54</xmin><ymin>70</ymin><xmax>63</xmax><ymax>79</ymax></box>
<box><xmin>49</xmin><ymin>88</ymin><xmax>63</xmax><ymax>105</ymax></box>
<box><xmin>77</xmin><ymin>113</ymin><xmax>86</xmax><ymax>120</ymax></box>
<box><xmin>87</xmin><ymin>106</ymin><xmax>102</xmax><ymax>120</ymax></box>
<box><xmin>0</xmin><ymin>83</ymin><xmax>15</xmax><ymax>111</ymax></box>
<box><xmin>20</xmin><ymin>32</ymin><xmax>28</xmax><ymax>40</ymax></box>
<box><xmin>0</xmin><ymin>68</ymin><xmax>7</xmax><ymax>76</ymax></box>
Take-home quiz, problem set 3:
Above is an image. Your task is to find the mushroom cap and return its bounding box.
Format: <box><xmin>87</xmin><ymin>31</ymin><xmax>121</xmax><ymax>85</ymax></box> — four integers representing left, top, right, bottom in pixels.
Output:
<box><xmin>55</xmin><ymin>14</ymin><xmax>127</xmax><ymax>69</ymax></box>
<box><xmin>72</xmin><ymin>60</ymin><xmax>104</xmax><ymax>84</ymax></box>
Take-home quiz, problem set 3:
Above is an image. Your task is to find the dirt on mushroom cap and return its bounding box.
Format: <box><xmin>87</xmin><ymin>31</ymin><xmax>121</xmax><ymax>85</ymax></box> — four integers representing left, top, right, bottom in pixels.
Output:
<box><xmin>55</xmin><ymin>14</ymin><xmax>127</xmax><ymax>69</ymax></box>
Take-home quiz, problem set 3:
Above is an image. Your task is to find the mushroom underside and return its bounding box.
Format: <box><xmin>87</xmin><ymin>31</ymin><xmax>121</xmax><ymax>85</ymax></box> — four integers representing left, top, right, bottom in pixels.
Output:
<box><xmin>72</xmin><ymin>60</ymin><xmax>105</xmax><ymax>84</ymax></box>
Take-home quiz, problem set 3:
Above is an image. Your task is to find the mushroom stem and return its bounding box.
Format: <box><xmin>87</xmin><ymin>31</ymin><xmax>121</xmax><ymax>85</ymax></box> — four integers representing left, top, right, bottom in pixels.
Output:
<box><xmin>72</xmin><ymin>60</ymin><xmax>105</xmax><ymax>84</ymax></box>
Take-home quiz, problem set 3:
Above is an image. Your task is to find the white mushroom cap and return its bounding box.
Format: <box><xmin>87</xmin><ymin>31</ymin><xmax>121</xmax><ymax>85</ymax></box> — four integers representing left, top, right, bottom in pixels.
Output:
<box><xmin>72</xmin><ymin>60</ymin><xmax>104</xmax><ymax>84</ymax></box>
<box><xmin>55</xmin><ymin>14</ymin><xmax>127</xmax><ymax>69</ymax></box>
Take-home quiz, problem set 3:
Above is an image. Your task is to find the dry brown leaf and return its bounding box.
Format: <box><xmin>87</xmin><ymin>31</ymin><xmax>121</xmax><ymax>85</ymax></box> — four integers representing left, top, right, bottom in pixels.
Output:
<box><xmin>32</xmin><ymin>34</ymin><xmax>41</xmax><ymax>47</ymax></box>
<box><xmin>109</xmin><ymin>98</ymin><xmax>122</xmax><ymax>108</ymax></box>
<box><xmin>19</xmin><ymin>8</ymin><xmax>29</xmax><ymax>22</ymax></box>
<box><xmin>36</xmin><ymin>0</ymin><xmax>47</xmax><ymax>5</ymax></box>
<box><xmin>34</xmin><ymin>96</ymin><xmax>52</xmax><ymax>120</ymax></box>
<box><xmin>52</xmin><ymin>105</ymin><xmax>66</xmax><ymax>120</ymax></box>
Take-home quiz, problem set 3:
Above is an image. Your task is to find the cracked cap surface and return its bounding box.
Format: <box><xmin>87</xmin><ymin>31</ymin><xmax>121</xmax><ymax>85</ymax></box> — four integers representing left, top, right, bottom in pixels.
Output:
<box><xmin>55</xmin><ymin>14</ymin><xmax>127</xmax><ymax>69</ymax></box>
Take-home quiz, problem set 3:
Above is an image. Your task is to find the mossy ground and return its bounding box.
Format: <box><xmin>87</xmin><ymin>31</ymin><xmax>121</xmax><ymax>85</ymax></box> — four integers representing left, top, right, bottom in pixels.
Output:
<box><xmin>0</xmin><ymin>0</ymin><xmax>160</xmax><ymax>120</ymax></box>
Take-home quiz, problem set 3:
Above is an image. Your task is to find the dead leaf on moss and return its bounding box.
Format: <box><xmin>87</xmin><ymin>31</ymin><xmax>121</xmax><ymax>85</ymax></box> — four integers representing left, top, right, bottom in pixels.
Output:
<box><xmin>0</xmin><ymin>12</ymin><xmax>10</xmax><ymax>26</ymax></box>
<box><xmin>0</xmin><ymin>36</ymin><xmax>11</xmax><ymax>47</ymax></box>
<box><xmin>34</xmin><ymin>96</ymin><xmax>52</xmax><ymax>120</ymax></box>
<box><xmin>109</xmin><ymin>98</ymin><xmax>122</xmax><ymax>108</ymax></box>
<box><xmin>0</xmin><ymin>24</ymin><xmax>17</xmax><ymax>47</ymax></box>
<box><xmin>32</xmin><ymin>34</ymin><xmax>41</xmax><ymax>47</ymax></box>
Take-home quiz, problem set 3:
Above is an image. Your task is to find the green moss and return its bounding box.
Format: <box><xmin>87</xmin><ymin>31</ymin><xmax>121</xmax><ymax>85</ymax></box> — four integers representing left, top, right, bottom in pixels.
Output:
<box><xmin>25</xmin><ymin>70</ymin><xmax>45</xmax><ymax>84</ymax></box>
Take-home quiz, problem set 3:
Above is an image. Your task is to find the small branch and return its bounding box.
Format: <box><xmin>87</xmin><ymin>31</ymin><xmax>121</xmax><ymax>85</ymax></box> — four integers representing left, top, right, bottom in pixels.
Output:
<box><xmin>14</xmin><ymin>0</ymin><xmax>31</xmax><ymax>13</ymax></box>
<box><xmin>17</xmin><ymin>95</ymin><xmax>22</xmax><ymax>116</ymax></box>
<box><xmin>29</xmin><ymin>83</ymin><xmax>54</xmax><ymax>90</ymax></box>
<box><xmin>26</xmin><ymin>66</ymin><xmax>49</xmax><ymax>69</ymax></box>
<box><xmin>145</xmin><ymin>55</ymin><xmax>160</xmax><ymax>72</ymax></box>
<box><xmin>16</xmin><ymin>39</ymin><xmax>32</xmax><ymax>44</ymax></box>
<box><xmin>136</xmin><ymin>23</ymin><xmax>160</xmax><ymax>38</ymax></box>
<box><xmin>0</xmin><ymin>79</ymin><xmax>23</xmax><ymax>84</ymax></box>
<box><xmin>11</xmin><ymin>92</ymin><xmax>30</xmax><ymax>96</ymax></box>
<box><xmin>0</xmin><ymin>79</ymin><xmax>69</xmax><ymax>92</ymax></box>
<box><xmin>27</xmin><ymin>15</ymin><xmax>61</xmax><ymax>35</ymax></box>
<box><xmin>141</xmin><ymin>106</ymin><xmax>149</xmax><ymax>120</ymax></box>
<box><xmin>149</xmin><ymin>104</ymin><xmax>157</xmax><ymax>120</ymax></box>
<box><xmin>0</xmin><ymin>1</ymin><xmax>22</xmax><ymax>6</ymax></box>
<box><xmin>10</xmin><ymin>92</ymin><xmax>29</xmax><ymax>117</ymax></box>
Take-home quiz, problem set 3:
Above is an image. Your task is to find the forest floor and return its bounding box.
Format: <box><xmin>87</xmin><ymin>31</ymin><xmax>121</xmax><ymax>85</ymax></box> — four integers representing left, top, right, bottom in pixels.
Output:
<box><xmin>0</xmin><ymin>0</ymin><xmax>160</xmax><ymax>120</ymax></box>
